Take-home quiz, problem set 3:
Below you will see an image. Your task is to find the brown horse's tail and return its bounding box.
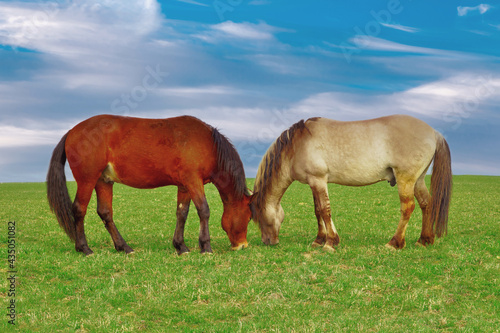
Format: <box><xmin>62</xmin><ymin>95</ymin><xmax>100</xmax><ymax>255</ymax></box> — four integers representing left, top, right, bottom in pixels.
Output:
<box><xmin>46</xmin><ymin>132</ymin><xmax>76</xmax><ymax>242</ymax></box>
<box><xmin>429</xmin><ymin>133</ymin><xmax>452</xmax><ymax>238</ymax></box>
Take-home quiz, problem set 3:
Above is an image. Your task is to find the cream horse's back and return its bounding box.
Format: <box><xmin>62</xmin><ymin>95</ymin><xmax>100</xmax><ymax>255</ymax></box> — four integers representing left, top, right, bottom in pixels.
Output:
<box><xmin>292</xmin><ymin>115</ymin><xmax>436</xmax><ymax>186</ymax></box>
<box><xmin>252</xmin><ymin>115</ymin><xmax>452</xmax><ymax>251</ymax></box>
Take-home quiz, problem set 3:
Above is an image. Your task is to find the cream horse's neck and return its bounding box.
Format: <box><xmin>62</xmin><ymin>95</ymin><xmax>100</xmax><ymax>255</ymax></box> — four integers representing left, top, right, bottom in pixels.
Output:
<box><xmin>258</xmin><ymin>155</ymin><xmax>294</xmax><ymax>210</ymax></box>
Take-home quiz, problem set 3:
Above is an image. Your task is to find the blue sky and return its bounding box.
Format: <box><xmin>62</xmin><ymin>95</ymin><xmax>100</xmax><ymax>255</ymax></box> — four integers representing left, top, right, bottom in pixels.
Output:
<box><xmin>0</xmin><ymin>0</ymin><xmax>499</xmax><ymax>182</ymax></box>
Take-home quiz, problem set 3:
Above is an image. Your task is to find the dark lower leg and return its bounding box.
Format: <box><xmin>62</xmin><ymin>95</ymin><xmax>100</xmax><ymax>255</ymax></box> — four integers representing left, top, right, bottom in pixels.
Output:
<box><xmin>173</xmin><ymin>188</ymin><xmax>191</xmax><ymax>255</ymax></box>
<box><xmin>387</xmin><ymin>194</ymin><xmax>415</xmax><ymax>250</ymax></box>
<box><xmin>312</xmin><ymin>195</ymin><xmax>327</xmax><ymax>246</ymax></box>
<box><xmin>415</xmin><ymin>182</ymin><xmax>434</xmax><ymax>246</ymax></box>
<box><xmin>73</xmin><ymin>201</ymin><xmax>93</xmax><ymax>255</ymax></box>
<box><xmin>101</xmin><ymin>216</ymin><xmax>133</xmax><ymax>253</ymax></box>
<box><xmin>313</xmin><ymin>186</ymin><xmax>339</xmax><ymax>249</ymax></box>
<box><xmin>197</xmin><ymin>201</ymin><xmax>212</xmax><ymax>253</ymax></box>
<box><xmin>96</xmin><ymin>181</ymin><xmax>133</xmax><ymax>253</ymax></box>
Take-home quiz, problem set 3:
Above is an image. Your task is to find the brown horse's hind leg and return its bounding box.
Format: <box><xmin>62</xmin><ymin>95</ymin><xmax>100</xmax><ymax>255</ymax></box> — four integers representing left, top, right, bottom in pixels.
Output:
<box><xmin>309</xmin><ymin>180</ymin><xmax>339</xmax><ymax>252</ymax></box>
<box><xmin>73</xmin><ymin>183</ymin><xmax>95</xmax><ymax>255</ymax></box>
<box><xmin>95</xmin><ymin>180</ymin><xmax>134</xmax><ymax>254</ymax></box>
<box><xmin>311</xmin><ymin>192</ymin><xmax>327</xmax><ymax>247</ymax></box>
<box><xmin>386</xmin><ymin>181</ymin><xmax>415</xmax><ymax>250</ymax></box>
<box><xmin>173</xmin><ymin>187</ymin><xmax>191</xmax><ymax>255</ymax></box>
<box><xmin>414</xmin><ymin>177</ymin><xmax>434</xmax><ymax>246</ymax></box>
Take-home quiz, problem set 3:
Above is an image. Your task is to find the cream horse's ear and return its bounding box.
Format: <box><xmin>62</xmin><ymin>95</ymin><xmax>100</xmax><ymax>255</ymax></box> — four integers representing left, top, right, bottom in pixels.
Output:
<box><xmin>247</xmin><ymin>189</ymin><xmax>254</xmax><ymax>195</ymax></box>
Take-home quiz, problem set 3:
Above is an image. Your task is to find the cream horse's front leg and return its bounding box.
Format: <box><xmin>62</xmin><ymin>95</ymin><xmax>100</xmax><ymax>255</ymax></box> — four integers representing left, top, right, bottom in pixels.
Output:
<box><xmin>309</xmin><ymin>178</ymin><xmax>340</xmax><ymax>252</ymax></box>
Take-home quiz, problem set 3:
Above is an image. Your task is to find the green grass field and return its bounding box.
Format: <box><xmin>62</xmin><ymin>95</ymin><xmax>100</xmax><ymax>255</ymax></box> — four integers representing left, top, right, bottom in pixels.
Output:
<box><xmin>0</xmin><ymin>176</ymin><xmax>499</xmax><ymax>332</ymax></box>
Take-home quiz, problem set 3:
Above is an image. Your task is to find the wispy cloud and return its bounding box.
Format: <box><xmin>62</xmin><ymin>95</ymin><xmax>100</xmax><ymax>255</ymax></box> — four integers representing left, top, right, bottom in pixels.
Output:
<box><xmin>289</xmin><ymin>74</ymin><xmax>500</xmax><ymax>122</ymax></box>
<box><xmin>158</xmin><ymin>85</ymin><xmax>241</xmax><ymax>96</ymax></box>
<box><xmin>0</xmin><ymin>125</ymin><xmax>66</xmax><ymax>148</ymax></box>
<box><xmin>380</xmin><ymin>23</ymin><xmax>420</xmax><ymax>33</ymax></box>
<box><xmin>0</xmin><ymin>0</ymin><xmax>164</xmax><ymax>91</ymax></box>
<box><xmin>457</xmin><ymin>4</ymin><xmax>492</xmax><ymax>16</ymax></box>
<box><xmin>349</xmin><ymin>36</ymin><xmax>450</xmax><ymax>56</ymax></box>
<box><xmin>176</xmin><ymin>0</ymin><xmax>209</xmax><ymax>7</ymax></box>
<box><xmin>213</xmin><ymin>21</ymin><xmax>275</xmax><ymax>40</ymax></box>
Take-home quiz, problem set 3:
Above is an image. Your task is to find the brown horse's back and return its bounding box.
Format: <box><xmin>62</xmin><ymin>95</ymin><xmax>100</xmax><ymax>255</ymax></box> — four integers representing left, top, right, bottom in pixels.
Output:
<box><xmin>65</xmin><ymin>115</ymin><xmax>217</xmax><ymax>189</ymax></box>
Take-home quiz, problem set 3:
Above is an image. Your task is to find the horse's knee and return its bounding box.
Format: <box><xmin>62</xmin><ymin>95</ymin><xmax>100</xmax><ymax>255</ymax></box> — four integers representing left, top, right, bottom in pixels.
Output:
<box><xmin>400</xmin><ymin>198</ymin><xmax>415</xmax><ymax>219</ymax></box>
<box><xmin>176</xmin><ymin>203</ymin><xmax>190</xmax><ymax>220</ymax></box>
<box><xmin>97</xmin><ymin>206</ymin><xmax>112</xmax><ymax>222</ymax></box>
<box><xmin>197</xmin><ymin>204</ymin><xmax>210</xmax><ymax>221</ymax></box>
<box><xmin>72</xmin><ymin>201</ymin><xmax>87</xmax><ymax>221</ymax></box>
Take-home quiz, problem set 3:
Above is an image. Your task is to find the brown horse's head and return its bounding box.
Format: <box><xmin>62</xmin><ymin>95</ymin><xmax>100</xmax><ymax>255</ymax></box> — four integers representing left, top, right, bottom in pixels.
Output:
<box><xmin>221</xmin><ymin>192</ymin><xmax>254</xmax><ymax>250</ymax></box>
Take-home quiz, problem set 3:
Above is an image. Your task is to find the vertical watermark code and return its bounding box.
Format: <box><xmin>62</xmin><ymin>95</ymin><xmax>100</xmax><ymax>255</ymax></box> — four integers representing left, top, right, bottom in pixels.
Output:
<box><xmin>7</xmin><ymin>221</ymin><xmax>17</xmax><ymax>325</ymax></box>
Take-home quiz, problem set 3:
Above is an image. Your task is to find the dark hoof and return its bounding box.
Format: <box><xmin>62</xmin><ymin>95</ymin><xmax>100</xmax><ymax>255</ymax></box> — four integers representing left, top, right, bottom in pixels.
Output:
<box><xmin>76</xmin><ymin>245</ymin><xmax>94</xmax><ymax>256</ymax></box>
<box><xmin>386</xmin><ymin>236</ymin><xmax>406</xmax><ymax>250</ymax></box>
<box><xmin>312</xmin><ymin>235</ymin><xmax>326</xmax><ymax>248</ymax></box>
<box><xmin>176</xmin><ymin>248</ymin><xmax>190</xmax><ymax>256</ymax></box>
<box><xmin>199</xmin><ymin>240</ymin><xmax>212</xmax><ymax>254</ymax></box>
<box><xmin>332</xmin><ymin>233</ymin><xmax>340</xmax><ymax>246</ymax></box>
<box><xmin>416</xmin><ymin>236</ymin><xmax>434</xmax><ymax>247</ymax></box>
<box><xmin>116</xmin><ymin>245</ymin><xmax>134</xmax><ymax>254</ymax></box>
<box><xmin>173</xmin><ymin>241</ymin><xmax>190</xmax><ymax>255</ymax></box>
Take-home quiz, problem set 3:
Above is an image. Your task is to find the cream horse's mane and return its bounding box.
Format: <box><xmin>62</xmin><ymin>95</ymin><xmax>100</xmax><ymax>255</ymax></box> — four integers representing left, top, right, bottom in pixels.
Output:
<box><xmin>252</xmin><ymin>119</ymin><xmax>312</xmax><ymax>223</ymax></box>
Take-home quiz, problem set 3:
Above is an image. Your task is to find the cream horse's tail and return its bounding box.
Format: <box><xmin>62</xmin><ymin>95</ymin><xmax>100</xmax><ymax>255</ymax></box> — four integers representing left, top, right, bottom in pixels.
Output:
<box><xmin>429</xmin><ymin>133</ymin><xmax>452</xmax><ymax>238</ymax></box>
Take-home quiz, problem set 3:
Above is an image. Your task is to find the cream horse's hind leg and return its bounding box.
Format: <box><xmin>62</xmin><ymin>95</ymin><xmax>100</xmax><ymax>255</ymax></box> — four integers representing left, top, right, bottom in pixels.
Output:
<box><xmin>414</xmin><ymin>174</ymin><xmax>434</xmax><ymax>246</ymax></box>
<box><xmin>309</xmin><ymin>179</ymin><xmax>340</xmax><ymax>252</ymax></box>
<box><xmin>386</xmin><ymin>178</ymin><xmax>416</xmax><ymax>250</ymax></box>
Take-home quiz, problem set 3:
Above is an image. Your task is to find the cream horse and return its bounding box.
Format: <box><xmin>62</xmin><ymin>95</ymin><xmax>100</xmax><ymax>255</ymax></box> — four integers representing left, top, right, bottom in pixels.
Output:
<box><xmin>251</xmin><ymin>115</ymin><xmax>452</xmax><ymax>251</ymax></box>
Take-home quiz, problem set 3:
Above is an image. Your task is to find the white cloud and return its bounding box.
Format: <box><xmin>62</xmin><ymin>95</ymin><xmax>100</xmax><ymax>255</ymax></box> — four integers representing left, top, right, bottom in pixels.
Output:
<box><xmin>288</xmin><ymin>74</ymin><xmax>500</xmax><ymax>121</ymax></box>
<box><xmin>0</xmin><ymin>1</ymin><xmax>161</xmax><ymax>53</ymax></box>
<box><xmin>213</xmin><ymin>21</ymin><xmax>274</xmax><ymax>40</ymax></box>
<box><xmin>158</xmin><ymin>85</ymin><xmax>241</xmax><ymax>96</ymax></box>
<box><xmin>457</xmin><ymin>4</ymin><xmax>492</xmax><ymax>16</ymax></box>
<box><xmin>380</xmin><ymin>23</ymin><xmax>420</xmax><ymax>33</ymax></box>
<box><xmin>176</xmin><ymin>0</ymin><xmax>210</xmax><ymax>7</ymax></box>
<box><xmin>195</xmin><ymin>21</ymin><xmax>291</xmax><ymax>43</ymax></box>
<box><xmin>0</xmin><ymin>1</ymin><xmax>163</xmax><ymax>90</ymax></box>
<box><xmin>349</xmin><ymin>36</ymin><xmax>451</xmax><ymax>56</ymax></box>
<box><xmin>0</xmin><ymin>125</ymin><xmax>66</xmax><ymax>148</ymax></box>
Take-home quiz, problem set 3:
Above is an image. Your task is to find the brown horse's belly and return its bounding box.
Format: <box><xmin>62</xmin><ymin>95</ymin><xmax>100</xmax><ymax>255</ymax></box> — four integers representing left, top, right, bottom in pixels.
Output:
<box><xmin>101</xmin><ymin>161</ymin><xmax>181</xmax><ymax>189</ymax></box>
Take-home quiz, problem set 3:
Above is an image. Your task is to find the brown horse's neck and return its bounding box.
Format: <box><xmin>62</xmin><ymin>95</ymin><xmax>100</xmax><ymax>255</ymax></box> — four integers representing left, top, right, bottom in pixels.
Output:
<box><xmin>211</xmin><ymin>171</ymin><xmax>247</xmax><ymax>204</ymax></box>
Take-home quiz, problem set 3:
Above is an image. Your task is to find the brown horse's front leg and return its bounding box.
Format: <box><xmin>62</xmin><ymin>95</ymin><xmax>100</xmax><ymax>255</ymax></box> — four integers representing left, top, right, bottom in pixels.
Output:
<box><xmin>173</xmin><ymin>187</ymin><xmax>191</xmax><ymax>255</ymax></box>
<box><xmin>196</xmin><ymin>199</ymin><xmax>212</xmax><ymax>254</ymax></box>
<box><xmin>187</xmin><ymin>184</ymin><xmax>212</xmax><ymax>254</ymax></box>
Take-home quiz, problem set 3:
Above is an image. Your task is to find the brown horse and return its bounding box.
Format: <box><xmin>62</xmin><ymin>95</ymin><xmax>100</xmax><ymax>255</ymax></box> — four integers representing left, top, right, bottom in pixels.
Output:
<box><xmin>47</xmin><ymin>115</ymin><xmax>253</xmax><ymax>255</ymax></box>
<box><xmin>251</xmin><ymin>115</ymin><xmax>452</xmax><ymax>251</ymax></box>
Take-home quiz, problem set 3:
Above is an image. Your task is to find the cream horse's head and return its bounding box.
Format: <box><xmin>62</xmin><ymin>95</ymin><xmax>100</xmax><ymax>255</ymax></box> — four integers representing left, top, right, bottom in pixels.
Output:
<box><xmin>252</xmin><ymin>201</ymin><xmax>284</xmax><ymax>245</ymax></box>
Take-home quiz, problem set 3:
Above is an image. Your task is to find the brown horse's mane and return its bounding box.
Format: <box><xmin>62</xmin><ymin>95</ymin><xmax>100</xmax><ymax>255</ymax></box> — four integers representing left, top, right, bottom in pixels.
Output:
<box><xmin>211</xmin><ymin>127</ymin><xmax>250</xmax><ymax>200</ymax></box>
<box><xmin>252</xmin><ymin>119</ymin><xmax>309</xmax><ymax>219</ymax></box>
